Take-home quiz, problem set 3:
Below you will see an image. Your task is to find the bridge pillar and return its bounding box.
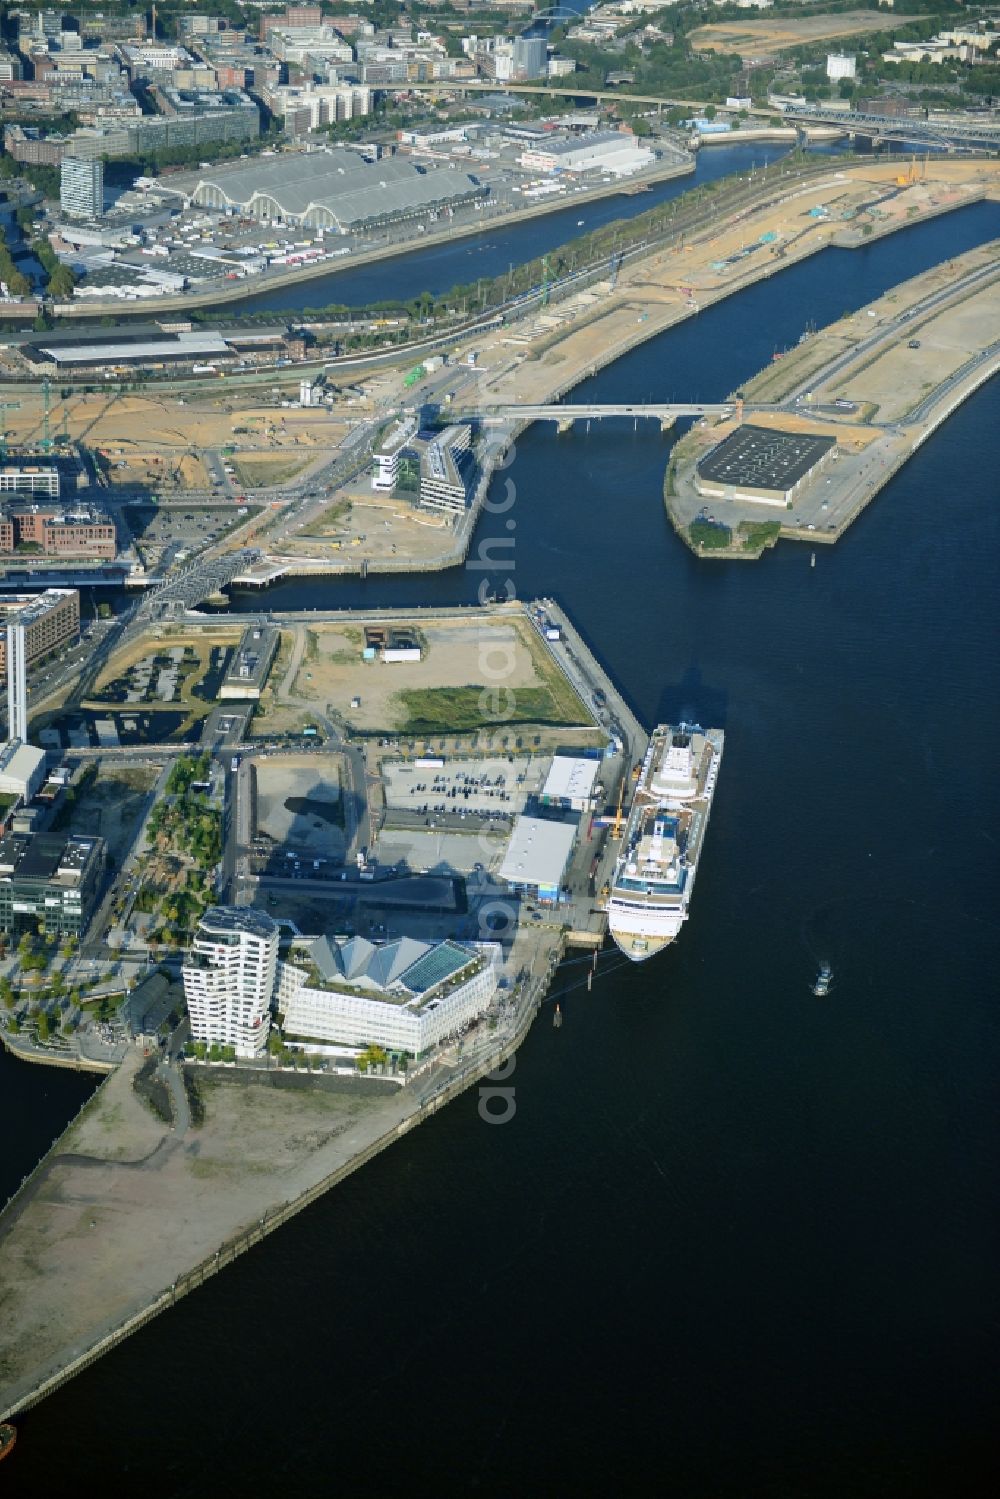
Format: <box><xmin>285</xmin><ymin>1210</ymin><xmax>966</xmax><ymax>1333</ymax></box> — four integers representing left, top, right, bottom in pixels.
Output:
<box><xmin>556</xmin><ymin>417</ymin><xmax>575</xmax><ymax>434</ymax></box>
<box><xmin>659</xmin><ymin>416</ymin><xmax>675</xmax><ymax>433</ymax></box>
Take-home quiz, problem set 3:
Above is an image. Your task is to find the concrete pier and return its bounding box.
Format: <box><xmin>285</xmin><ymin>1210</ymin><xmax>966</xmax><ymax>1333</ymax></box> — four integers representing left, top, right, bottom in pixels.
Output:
<box><xmin>663</xmin><ymin>240</ymin><xmax>1000</xmax><ymax>557</ymax></box>
<box><xmin>0</xmin><ymin>596</ymin><xmax>646</xmax><ymax>1418</ymax></box>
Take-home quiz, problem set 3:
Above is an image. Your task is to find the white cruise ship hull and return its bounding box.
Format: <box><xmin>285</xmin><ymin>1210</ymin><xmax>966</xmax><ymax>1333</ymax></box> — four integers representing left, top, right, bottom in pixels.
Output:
<box><xmin>607</xmin><ymin>724</ymin><xmax>723</xmax><ymax>964</ymax></box>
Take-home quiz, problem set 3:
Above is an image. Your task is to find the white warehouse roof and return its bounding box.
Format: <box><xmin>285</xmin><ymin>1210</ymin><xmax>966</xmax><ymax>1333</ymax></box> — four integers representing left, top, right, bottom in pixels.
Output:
<box><xmin>0</xmin><ymin>740</ymin><xmax>46</xmax><ymax>796</ymax></box>
<box><xmin>191</xmin><ymin>148</ymin><xmax>484</xmax><ymax>230</ymax></box>
<box><xmin>542</xmin><ymin>755</ymin><xmax>600</xmax><ymax>805</ymax></box>
<box><xmin>35</xmin><ymin>332</ymin><xmax>231</xmax><ymax>366</ymax></box>
<box><xmin>499</xmin><ymin>815</ymin><xmax>577</xmax><ymax>892</ymax></box>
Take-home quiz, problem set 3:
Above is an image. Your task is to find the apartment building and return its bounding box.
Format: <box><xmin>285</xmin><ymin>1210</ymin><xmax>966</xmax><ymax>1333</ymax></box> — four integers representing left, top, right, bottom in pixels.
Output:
<box><xmin>0</xmin><ymin>589</ymin><xmax>80</xmax><ymax>677</ymax></box>
<box><xmin>182</xmin><ymin>906</ymin><xmax>279</xmax><ymax>1058</ymax></box>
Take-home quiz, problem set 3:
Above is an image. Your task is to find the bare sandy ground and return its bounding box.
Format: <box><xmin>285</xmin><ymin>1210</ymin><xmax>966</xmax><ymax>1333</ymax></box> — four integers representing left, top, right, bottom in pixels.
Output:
<box><xmin>272</xmin><ymin>483</ymin><xmax>454</xmax><ymax>566</ymax></box>
<box><xmin>829</xmin><ymin>278</ymin><xmax>1000</xmax><ymax>424</ymax></box>
<box><xmin>3</xmin><ymin>389</ymin><xmax>353</xmax><ymax>484</ymax></box>
<box><xmin>286</xmin><ymin>617</ymin><xmax>562</xmax><ymax>732</ymax></box>
<box><xmin>254</xmin><ymin>754</ymin><xmax>346</xmax><ymax>859</ymax></box>
<box><xmin>691</xmin><ymin>11</ymin><xmax>919</xmax><ymax>54</ymax></box>
<box><xmin>0</xmin><ymin>1050</ymin><xmax>403</xmax><ymax>1411</ymax></box>
<box><xmin>740</xmin><ymin>239</ymin><xmax>1000</xmax><ymax>421</ymax></box>
<box><xmin>476</xmin><ymin>162</ymin><xmax>997</xmax><ymax>410</ymax></box>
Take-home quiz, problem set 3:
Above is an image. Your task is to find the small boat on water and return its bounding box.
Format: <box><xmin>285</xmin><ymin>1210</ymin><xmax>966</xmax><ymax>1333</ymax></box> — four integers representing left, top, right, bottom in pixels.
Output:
<box><xmin>812</xmin><ymin>962</ymin><xmax>833</xmax><ymax>997</ymax></box>
<box><xmin>0</xmin><ymin>1423</ymin><xmax>16</xmax><ymax>1463</ymax></box>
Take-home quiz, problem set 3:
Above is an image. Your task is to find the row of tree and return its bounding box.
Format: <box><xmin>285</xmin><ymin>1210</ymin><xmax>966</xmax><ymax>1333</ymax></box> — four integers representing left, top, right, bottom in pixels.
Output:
<box><xmin>0</xmin><ymin>223</ymin><xmax>31</xmax><ymax>297</ymax></box>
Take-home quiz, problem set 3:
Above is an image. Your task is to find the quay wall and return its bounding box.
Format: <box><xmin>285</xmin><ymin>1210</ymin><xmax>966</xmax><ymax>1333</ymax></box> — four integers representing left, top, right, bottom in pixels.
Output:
<box><xmin>47</xmin><ymin>158</ymin><xmax>696</xmax><ymax>322</ymax></box>
<box><xmin>246</xmin><ymin>175</ymin><xmax>997</xmax><ymax>586</ymax></box>
<box><xmin>0</xmin><ymin>935</ymin><xmax>565</xmax><ymax>1421</ymax></box>
<box><xmin>0</xmin><ymin>1034</ymin><xmax>114</xmax><ymax>1075</ymax></box>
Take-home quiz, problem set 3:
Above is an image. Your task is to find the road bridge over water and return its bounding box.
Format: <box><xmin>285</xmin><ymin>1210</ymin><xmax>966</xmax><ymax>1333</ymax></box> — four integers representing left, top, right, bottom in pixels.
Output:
<box><xmin>135</xmin><ymin>547</ymin><xmax>262</xmax><ymax>619</ymax></box>
<box><xmin>470</xmin><ymin>402</ymin><xmax>735</xmax><ymax>432</ymax></box>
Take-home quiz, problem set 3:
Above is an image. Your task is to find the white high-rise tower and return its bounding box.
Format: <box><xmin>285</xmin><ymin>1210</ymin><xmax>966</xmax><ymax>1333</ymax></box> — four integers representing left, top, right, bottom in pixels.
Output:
<box><xmin>5</xmin><ymin>618</ymin><xmax>27</xmax><ymax>744</ymax></box>
<box><xmin>182</xmin><ymin>906</ymin><xmax>278</xmax><ymax>1058</ymax></box>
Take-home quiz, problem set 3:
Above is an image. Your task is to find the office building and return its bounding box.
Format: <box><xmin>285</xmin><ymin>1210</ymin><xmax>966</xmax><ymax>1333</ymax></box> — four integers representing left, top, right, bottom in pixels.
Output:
<box><xmin>420</xmin><ymin>424</ymin><xmax>471</xmax><ymax>515</ymax></box>
<box><xmin>0</xmin><ymin>467</ymin><xmax>60</xmax><ymax>499</ymax></box>
<box><xmin>60</xmin><ymin>156</ymin><xmax>104</xmax><ymax>219</ymax></box>
<box><xmin>0</xmin><ymin>590</ymin><xmax>78</xmax><ymax>742</ymax></box>
<box><xmin>277</xmin><ymin>935</ymin><xmax>501</xmax><ymax>1057</ymax></box>
<box><xmin>372</xmin><ymin>415</ymin><xmax>418</xmax><ymax>492</ymax></box>
<box><xmin>182</xmin><ymin>906</ymin><xmax>279</xmax><ymax>1058</ymax></box>
<box><xmin>826</xmin><ymin>53</ymin><xmax>857</xmax><ymax>80</ymax></box>
<box><xmin>219</xmin><ymin>626</ymin><xmax>279</xmax><ymax>701</ymax></box>
<box><xmin>0</xmin><ymin>830</ymin><xmax>106</xmax><ymax>937</ymax></box>
<box><xmin>0</xmin><ymin>502</ymin><xmax>116</xmax><ymax>560</ymax></box>
<box><xmin>512</xmin><ymin>35</ymin><xmax>548</xmax><ymax>80</ymax></box>
<box><xmin>62</xmin><ymin>93</ymin><xmax>259</xmax><ymax>162</ymax></box>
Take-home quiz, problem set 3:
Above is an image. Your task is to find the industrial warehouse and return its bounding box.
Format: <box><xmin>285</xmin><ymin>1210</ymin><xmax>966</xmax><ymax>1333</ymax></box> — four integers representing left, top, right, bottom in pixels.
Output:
<box><xmin>18</xmin><ymin>323</ymin><xmax>303</xmax><ymax>375</ymax></box>
<box><xmin>695</xmin><ymin>424</ymin><xmax>838</xmax><ymax>507</ymax></box>
<box><xmin>189</xmin><ymin>148</ymin><xmax>487</xmax><ymax>232</ymax></box>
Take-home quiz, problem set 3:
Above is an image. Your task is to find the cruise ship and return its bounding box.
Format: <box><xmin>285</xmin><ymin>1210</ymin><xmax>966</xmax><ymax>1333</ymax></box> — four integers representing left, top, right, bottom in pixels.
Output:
<box><xmin>607</xmin><ymin>724</ymin><xmax>724</xmax><ymax>962</ymax></box>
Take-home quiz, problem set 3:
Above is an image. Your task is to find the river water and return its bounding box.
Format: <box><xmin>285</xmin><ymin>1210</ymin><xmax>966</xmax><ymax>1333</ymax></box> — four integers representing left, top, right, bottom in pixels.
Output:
<box><xmin>213</xmin><ymin>141</ymin><xmax>803</xmax><ymax>314</ymax></box>
<box><xmin>3</xmin><ymin>197</ymin><xmax>997</xmax><ymax>1498</ymax></box>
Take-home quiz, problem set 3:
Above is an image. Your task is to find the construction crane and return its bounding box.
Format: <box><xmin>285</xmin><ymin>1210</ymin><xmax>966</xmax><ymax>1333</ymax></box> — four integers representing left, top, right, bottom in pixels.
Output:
<box><xmin>610</xmin><ymin>776</ymin><xmax>628</xmax><ymax>840</ymax></box>
<box><xmin>0</xmin><ymin>399</ymin><xmax>21</xmax><ymax>461</ymax></box>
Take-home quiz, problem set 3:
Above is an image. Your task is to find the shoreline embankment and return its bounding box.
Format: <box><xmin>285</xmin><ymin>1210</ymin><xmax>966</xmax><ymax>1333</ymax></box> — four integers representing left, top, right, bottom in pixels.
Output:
<box><xmin>0</xmin><ymin>916</ymin><xmax>565</xmax><ymax>1420</ymax></box>
<box><xmin>246</xmin><ymin>168</ymin><xmax>998</xmax><ymax>585</ymax></box>
<box><xmin>46</xmin><ymin>156</ymin><xmax>698</xmax><ymax>322</ymax></box>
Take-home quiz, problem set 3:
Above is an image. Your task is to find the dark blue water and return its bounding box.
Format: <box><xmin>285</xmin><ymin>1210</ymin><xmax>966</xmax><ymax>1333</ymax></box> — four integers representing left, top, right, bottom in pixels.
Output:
<box><xmin>4</xmin><ymin>201</ymin><xmax>997</xmax><ymax>1499</ymax></box>
<box><xmin>219</xmin><ymin>142</ymin><xmax>794</xmax><ymax>313</ymax></box>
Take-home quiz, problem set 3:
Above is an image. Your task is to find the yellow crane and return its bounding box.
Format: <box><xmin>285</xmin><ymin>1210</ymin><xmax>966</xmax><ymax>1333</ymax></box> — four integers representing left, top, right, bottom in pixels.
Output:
<box><xmin>611</xmin><ymin>776</ymin><xmax>627</xmax><ymax>840</ymax></box>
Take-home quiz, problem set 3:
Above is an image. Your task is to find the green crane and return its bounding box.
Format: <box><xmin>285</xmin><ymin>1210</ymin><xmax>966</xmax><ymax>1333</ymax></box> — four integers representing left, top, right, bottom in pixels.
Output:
<box><xmin>0</xmin><ymin>399</ymin><xmax>21</xmax><ymax>461</ymax></box>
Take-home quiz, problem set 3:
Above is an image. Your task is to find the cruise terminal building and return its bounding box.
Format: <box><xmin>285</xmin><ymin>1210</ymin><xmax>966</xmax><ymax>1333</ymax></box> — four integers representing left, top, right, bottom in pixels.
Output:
<box><xmin>696</xmin><ymin>424</ymin><xmax>837</xmax><ymax>508</ymax></box>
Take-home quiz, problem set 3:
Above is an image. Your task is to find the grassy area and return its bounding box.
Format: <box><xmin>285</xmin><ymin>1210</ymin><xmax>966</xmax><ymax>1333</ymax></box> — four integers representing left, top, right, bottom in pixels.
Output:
<box><xmin>394</xmin><ymin>623</ymin><xmax>590</xmax><ymax>733</ymax></box>
<box><xmin>299</xmin><ymin>499</ymin><xmax>352</xmax><ymax>537</ymax></box>
<box><xmin>690</xmin><ymin>519</ymin><xmax>733</xmax><ymax>550</ymax></box>
<box><xmin>739</xmin><ymin>520</ymin><xmax>781</xmax><ymax>551</ymax></box>
<box><xmin>231</xmin><ymin>455</ymin><xmax>313</xmax><ymax>489</ymax></box>
<box><xmin>396</xmin><ymin>682</ymin><xmax>588</xmax><ymax>735</ymax></box>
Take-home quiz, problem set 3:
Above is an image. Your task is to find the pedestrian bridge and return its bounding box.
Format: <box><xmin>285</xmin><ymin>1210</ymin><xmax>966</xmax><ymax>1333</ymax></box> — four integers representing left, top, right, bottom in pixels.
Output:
<box><xmin>474</xmin><ymin>403</ymin><xmax>735</xmax><ymax>432</ymax></box>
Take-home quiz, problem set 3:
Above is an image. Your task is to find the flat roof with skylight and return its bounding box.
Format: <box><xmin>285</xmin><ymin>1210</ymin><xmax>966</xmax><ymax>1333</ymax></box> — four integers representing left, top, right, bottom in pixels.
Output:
<box><xmin>696</xmin><ymin>424</ymin><xmax>837</xmax><ymax>505</ymax></box>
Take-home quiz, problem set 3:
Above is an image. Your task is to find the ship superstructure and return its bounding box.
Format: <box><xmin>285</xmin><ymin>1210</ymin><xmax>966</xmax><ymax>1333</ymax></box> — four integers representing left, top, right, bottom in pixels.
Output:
<box><xmin>607</xmin><ymin>724</ymin><xmax>724</xmax><ymax>962</ymax></box>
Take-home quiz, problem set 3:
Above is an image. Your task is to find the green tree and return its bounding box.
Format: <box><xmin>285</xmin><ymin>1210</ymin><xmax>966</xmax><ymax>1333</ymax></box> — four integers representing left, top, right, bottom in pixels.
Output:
<box><xmin>48</xmin><ymin>264</ymin><xmax>77</xmax><ymax>298</ymax></box>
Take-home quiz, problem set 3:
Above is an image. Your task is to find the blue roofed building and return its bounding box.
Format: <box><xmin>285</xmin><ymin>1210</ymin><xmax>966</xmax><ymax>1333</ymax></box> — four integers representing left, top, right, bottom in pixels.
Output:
<box><xmin>276</xmin><ymin>934</ymin><xmax>501</xmax><ymax>1057</ymax></box>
